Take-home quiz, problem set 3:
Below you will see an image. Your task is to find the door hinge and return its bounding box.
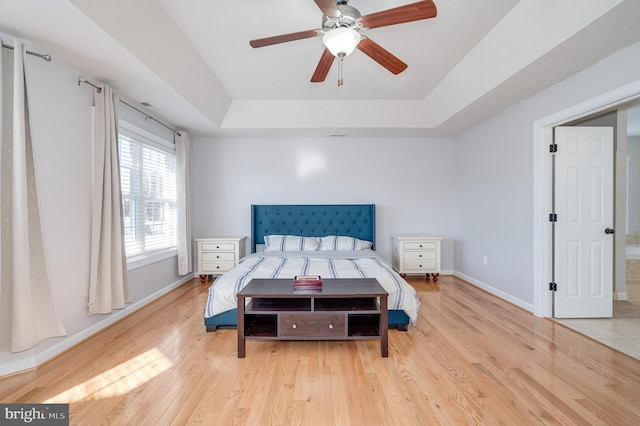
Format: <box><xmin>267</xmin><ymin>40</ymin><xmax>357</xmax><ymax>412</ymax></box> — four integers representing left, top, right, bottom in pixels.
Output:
<box><xmin>549</xmin><ymin>213</ymin><xmax>557</xmax><ymax>222</ymax></box>
<box><xmin>549</xmin><ymin>282</ymin><xmax>557</xmax><ymax>291</ymax></box>
<box><xmin>549</xmin><ymin>144</ymin><xmax>558</xmax><ymax>153</ymax></box>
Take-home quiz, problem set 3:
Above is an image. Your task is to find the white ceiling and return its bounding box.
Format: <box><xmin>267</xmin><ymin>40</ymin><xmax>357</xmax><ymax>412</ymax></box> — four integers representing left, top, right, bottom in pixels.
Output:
<box><xmin>1</xmin><ymin>0</ymin><xmax>640</xmax><ymax>137</ymax></box>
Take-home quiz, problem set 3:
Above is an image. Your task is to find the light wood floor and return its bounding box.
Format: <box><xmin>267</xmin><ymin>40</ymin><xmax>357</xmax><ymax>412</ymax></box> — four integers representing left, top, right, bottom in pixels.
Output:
<box><xmin>2</xmin><ymin>275</ymin><xmax>640</xmax><ymax>425</ymax></box>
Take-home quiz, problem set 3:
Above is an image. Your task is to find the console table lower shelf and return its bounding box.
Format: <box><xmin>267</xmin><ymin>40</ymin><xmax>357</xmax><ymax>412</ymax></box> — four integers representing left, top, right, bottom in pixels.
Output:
<box><xmin>237</xmin><ymin>278</ymin><xmax>388</xmax><ymax>358</ymax></box>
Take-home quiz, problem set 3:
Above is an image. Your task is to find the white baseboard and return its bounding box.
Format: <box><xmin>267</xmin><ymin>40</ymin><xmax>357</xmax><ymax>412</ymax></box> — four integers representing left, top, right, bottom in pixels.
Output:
<box><xmin>615</xmin><ymin>292</ymin><xmax>628</xmax><ymax>301</ymax></box>
<box><xmin>0</xmin><ymin>350</ymin><xmax>38</xmax><ymax>378</ymax></box>
<box><xmin>0</xmin><ymin>274</ymin><xmax>194</xmax><ymax>378</ymax></box>
<box><xmin>453</xmin><ymin>271</ymin><xmax>534</xmax><ymax>313</ymax></box>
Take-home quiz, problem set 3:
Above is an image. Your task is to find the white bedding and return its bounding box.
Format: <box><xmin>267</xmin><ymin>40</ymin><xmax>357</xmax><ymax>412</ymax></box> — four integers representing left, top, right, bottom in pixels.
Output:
<box><xmin>204</xmin><ymin>250</ymin><xmax>420</xmax><ymax>325</ymax></box>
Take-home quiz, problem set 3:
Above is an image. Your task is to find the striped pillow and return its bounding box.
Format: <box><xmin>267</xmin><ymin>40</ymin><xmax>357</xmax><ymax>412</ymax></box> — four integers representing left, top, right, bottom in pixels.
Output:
<box><xmin>264</xmin><ymin>235</ymin><xmax>320</xmax><ymax>252</ymax></box>
<box><xmin>318</xmin><ymin>235</ymin><xmax>372</xmax><ymax>251</ymax></box>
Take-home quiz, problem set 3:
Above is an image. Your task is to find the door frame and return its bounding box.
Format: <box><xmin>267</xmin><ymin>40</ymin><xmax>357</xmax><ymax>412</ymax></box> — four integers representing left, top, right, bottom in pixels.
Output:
<box><xmin>533</xmin><ymin>80</ymin><xmax>640</xmax><ymax>318</ymax></box>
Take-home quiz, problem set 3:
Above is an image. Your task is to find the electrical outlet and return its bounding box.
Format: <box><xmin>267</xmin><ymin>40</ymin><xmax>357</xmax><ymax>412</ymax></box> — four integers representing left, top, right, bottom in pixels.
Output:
<box><xmin>482</xmin><ymin>255</ymin><xmax>488</xmax><ymax>266</ymax></box>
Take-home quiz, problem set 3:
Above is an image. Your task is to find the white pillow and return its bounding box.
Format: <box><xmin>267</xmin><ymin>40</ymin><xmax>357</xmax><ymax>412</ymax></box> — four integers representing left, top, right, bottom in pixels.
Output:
<box><xmin>318</xmin><ymin>235</ymin><xmax>372</xmax><ymax>251</ymax></box>
<box><xmin>264</xmin><ymin>235</ymin><xmax>320</xmax><ymax>252</ymax></box>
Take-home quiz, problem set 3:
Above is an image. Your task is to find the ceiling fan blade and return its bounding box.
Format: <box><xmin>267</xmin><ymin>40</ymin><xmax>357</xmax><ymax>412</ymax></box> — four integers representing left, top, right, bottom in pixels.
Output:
<box><xmin>311</xmin><ymin>48</ymin><xmax>335</xmax><ymax>82</ymax></box>
<box><xmin>313</xmin><ymin>0</ymin><xmax>341</xmax><ymax>18</ymax></box>
<box><xmin>250</xmin><ymin>29</ymin><xmax>320</xmax><ymax>48</ymax></box>
<box><xmin>357</xmin><ymin>37</ymin><xmax>408</xmax><ymax>75</ymax></box>
<box><xmin>360</xmin><ymin>0</ymin><xmax>437</xmax><ymax>29</ymax></box>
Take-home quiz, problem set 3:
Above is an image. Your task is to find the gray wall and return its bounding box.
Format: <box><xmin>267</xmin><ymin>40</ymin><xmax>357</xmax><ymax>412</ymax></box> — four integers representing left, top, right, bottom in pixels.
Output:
<box><xmin>190</xmin><ymin>136</ymin><xmax>456</xmax><ymax>266</ymax></box>
<box><xmin>454</xmin><ymin>40</ymin><xmax>640</xmax><ymax>311</ymax></box>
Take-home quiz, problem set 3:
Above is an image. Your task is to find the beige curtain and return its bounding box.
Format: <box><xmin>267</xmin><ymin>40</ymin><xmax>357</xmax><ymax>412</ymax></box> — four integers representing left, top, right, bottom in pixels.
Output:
<box><xmin>175</xmin><ymin>131</ymin><xmax>192</xmax><ymax>275</ymax></box>
<box><xmin>88</xmin><ymin>84</ymin><xmax>130</xmax><ymax>315</ymax></box>
<box><xmin>0</xmin><ymin>39</ymin><xmax>66</xmax><ymax>352</ymax></box>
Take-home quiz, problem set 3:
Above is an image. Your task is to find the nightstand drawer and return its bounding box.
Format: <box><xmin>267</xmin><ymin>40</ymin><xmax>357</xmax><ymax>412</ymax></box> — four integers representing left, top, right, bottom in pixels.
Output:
<box><xmin>202</xmin><ymin>242</ymin><xmax>236</xmax><ymax>251</ymax></box>
<box><xmin>279</xmin><ymin>313</ymin><xmax>346</xmax><ymax>337</ymax></box>
<box><xmin>202</xmin><ymin>260</ymin><xmax>235</xmax><ymax>272</ymax></box>
<box><xmin>202</xmin><ymin>252</ymin><xmax>235</xmax><ymax>261</ymax></box>
<box><xmin>404</xmin><ymin>241</ymin><xmax>438</xmax><ymax>251</ymax></box>
<box><xmin>405</xmin><ymin>260</ymin><xmax>437</xmax><ymax>270</ymax></box>
<box><xmin>405</xmin><ymin>251</ymin><xmax>436</xmax><ymax>261</ymax></box>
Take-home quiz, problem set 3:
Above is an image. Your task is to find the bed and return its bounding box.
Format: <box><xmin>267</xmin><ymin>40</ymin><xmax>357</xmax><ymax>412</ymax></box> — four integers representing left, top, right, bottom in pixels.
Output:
<box><xmin>203</xmin><ymin>204</ymin><xmax>420</xmax><ymax>332</ymax></box>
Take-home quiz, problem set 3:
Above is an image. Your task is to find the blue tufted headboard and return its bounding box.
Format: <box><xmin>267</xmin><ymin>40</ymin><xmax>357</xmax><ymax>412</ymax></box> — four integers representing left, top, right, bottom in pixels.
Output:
<box><xmin>251</xmin><ymin>204</ymin><xmax>376</xmax><ymax>253</ymax></box>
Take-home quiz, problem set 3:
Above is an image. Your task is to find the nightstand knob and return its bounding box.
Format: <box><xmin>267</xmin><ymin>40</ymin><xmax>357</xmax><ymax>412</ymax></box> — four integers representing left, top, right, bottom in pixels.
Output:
<box><xmin>419</xmin><ymin>244</ymin><xmax>423</xmax><ymax>248</ymax></box>
<box><xmin>329</xmin><ymin>323</ymin><xmax>333</xmax><ymax>329</ymax></box>
<box><xmin>292</xmin><ymin>324</ymin><xmax>297</xmax><ymax>329</ymax></box>
<box><xmin>419</xmin><ymin>254</ymin><xmax>422</xmax><ymax>258</ymax></box>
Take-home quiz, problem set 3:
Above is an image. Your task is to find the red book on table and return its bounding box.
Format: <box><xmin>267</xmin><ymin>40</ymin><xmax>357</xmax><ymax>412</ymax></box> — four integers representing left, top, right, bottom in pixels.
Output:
<box><xmin>293</xmin><ymin>275</ymin><xmax>322</xmax><ymax>288</ymax></box>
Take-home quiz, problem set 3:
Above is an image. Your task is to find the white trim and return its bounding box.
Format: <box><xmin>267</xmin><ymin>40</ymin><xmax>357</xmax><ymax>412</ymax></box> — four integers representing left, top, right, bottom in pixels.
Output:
<box><xmin>127</xmin><ymin>248</ymin><xmax>177</xmax><ymax>270</ymax></box>
<box><xmin>119</xmin><ymin>119</ymin><xmax>174</xmax><ymax>153</ymax></box>
<box><xmin>454</xmin><ymin>271</ymin><xmax>534</xmax><ymax>313</ymax></box>
<box><xmin>0</xmin><ymin>350</ymin><xmax>37</xmax><ymax>379</ymax></box>
<box><xmin>615</xmin><ymin>292</ymin><xmax>628</xmax><ymax>301</ymax></box>
<box><xmin>533</xmin><ymin>80</ymin><xmax>640</xmax><ymax>318</ymax></box>
<box><xmin>532</xmin><ymin>124</ymin><xmax>554</xmax><ymax>317</ymax></box>
<box><xmin>0</xmin><ymin>275</ymin><xmax>194</xmax><ymax>378</ymax></box>
<box><xmin>627</xmin><ymin>154</ymin><xmax>631</xmax><ymax>232</ymax></box>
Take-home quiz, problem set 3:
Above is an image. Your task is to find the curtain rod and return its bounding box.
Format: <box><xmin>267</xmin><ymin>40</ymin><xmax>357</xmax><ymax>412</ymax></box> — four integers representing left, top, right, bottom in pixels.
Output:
<box><xmin>120</xmin><ymin>100</ymin><xmax>181</xmax><ymax>137</ymax></box>
<box><xmin>78</xmin><ymin>76</ymin><xmax>182</xmax><ymax>136</ymax></box>
<box><xmin>78</xmin><ymin>76</ymin><xmax>102</xmax><ymax>93</ymax></box>
<box><xmin>2</xmin><ymin>43</ymin><xmax>51</xmax><ymax>61</ymax></box>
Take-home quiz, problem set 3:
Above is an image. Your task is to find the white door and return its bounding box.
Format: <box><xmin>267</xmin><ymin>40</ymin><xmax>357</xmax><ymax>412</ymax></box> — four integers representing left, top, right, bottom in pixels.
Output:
<box><xmin>554</xmin><ymin>126</ymin><xmax>614</xmax><ymax>318</ymax></box>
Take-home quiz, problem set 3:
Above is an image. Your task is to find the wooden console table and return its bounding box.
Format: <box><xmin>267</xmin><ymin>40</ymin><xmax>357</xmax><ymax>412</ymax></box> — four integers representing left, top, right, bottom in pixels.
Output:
<box><xmin>237</xmin><ymin>278</ymin><xmax>388</xmax><ymax>358</ymax></box>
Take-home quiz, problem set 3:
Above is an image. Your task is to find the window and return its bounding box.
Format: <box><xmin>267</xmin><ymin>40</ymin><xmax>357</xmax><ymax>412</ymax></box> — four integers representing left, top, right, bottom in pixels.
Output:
<box><xmin>118</xmin><ymin>121</ymin><xmax>177</xmax><ymax>261</ymax></box>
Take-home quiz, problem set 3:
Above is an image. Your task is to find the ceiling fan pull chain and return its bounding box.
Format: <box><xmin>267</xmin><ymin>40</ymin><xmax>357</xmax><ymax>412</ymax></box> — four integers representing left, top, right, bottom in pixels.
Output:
<box><xmin>338</xmin><ymin>54</ymin><xmax>344</xmax><ymax>86</ymax></box>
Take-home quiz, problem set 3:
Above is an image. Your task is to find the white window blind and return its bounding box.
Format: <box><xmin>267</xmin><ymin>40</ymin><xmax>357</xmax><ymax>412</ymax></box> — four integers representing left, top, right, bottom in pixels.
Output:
<box><xmin>118</xmin><ymin>121</ymin><xmax>177</xmax><ymax>259</ymax></box>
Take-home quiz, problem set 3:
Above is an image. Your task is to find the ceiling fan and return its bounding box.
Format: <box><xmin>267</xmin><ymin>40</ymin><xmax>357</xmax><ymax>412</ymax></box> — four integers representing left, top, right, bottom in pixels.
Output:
<box><xmin>249</xmin><ymin>0</ymin><xmax>437</xmax><ymax>85</ymax></box>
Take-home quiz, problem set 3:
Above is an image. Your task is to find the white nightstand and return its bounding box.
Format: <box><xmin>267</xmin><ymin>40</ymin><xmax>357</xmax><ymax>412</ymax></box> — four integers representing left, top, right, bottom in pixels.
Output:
<box><xmin>195</xmin><ymin>236</ymin><xmax>247</xmax><ymax>283</ymax></box>
<box><xmin>391</xmin><ymin>235</ymin><xmax>442</xmax><ymax>281</ymax></box>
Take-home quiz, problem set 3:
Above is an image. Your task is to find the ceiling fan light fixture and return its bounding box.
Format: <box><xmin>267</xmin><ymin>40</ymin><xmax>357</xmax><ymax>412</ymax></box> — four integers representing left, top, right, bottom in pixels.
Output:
<box><xmin>322</xmin><ymin>27</ymin><xmax>361</xmax><ymax>57</ymax></box>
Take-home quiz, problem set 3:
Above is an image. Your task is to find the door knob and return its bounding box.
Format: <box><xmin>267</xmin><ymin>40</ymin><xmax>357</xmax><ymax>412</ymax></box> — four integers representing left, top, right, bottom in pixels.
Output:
<box><xmin>605</xmin><ymin>228</ymin><xmax>615</xmax><ymax>234</ymax></box>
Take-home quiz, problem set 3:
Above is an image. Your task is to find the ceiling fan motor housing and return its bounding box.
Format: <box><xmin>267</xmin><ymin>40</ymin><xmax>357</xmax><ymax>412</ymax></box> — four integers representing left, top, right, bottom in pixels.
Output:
<box><xmin>322</xmin><ymin>5</ymin><xmax>362</xmax><ymax>31</ymax></box>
